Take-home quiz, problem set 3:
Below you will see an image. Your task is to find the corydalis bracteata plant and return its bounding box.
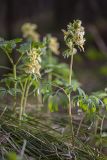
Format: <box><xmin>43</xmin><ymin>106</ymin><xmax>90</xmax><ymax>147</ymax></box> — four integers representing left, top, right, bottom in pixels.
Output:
<box><xmin>62</xmin><ymin>20</ymin><xmax>85</xmax><ymax>141</ymax></box>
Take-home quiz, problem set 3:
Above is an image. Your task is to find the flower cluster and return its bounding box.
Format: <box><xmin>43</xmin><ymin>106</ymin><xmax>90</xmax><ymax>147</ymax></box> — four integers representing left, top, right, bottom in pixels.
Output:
<box><xmin>21</xmin><ymin>23</ymin><xmax>40</xmax><ymax>41</ymax></box>
<box><xmin>25</xmin><ymin>48</ymin><xmax>41</xmax><ymax>76</ymax></box>
<box><xmin>63</xmin><ymin>20</ymin><xmax>85</xmax><ymax>56</ymax></box>
<box><xmin>49</xmin><ymin>37</ymin><xmax>60</xmax><ymax>55</ymax></box>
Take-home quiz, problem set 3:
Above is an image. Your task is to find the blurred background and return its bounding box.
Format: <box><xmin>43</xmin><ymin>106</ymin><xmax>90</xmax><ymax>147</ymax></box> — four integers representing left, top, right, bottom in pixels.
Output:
<box><xmin>0</xmin><ymin>0</ymin><xmax>107</xmax><ymax>92</ymax></box>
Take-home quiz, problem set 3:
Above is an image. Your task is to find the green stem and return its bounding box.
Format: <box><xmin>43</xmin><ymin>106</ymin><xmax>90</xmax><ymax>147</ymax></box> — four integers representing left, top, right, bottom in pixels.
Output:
<box><xmin>48</xmin><ymin>50</ymin><xmax>52</xmax><ymax>81</ymax></box>
<box><xmin>100</xmin><ymin>114</ymin><xmax>105</xmax><ymax>152</ymax></box>
<box><xmin>23</xmin><ymin>81</ymin><xmax>32</xmax><ymax>115</ymax></box>
<box><xmin>47</xmin><ymin>50</ymin><xmax>52</xmax><ymax>113</ymax></box>
<box><xmin>68</xmin><ymin>53</ymin><xmax>74</xmax><ymax>116</ymax></box>
<box><xmin>68</xmin><ymin>53</ymin><xmax>74</xmax><ymax>145</ymax></box>
<box><xmin>15</xmin><ymin>54</ymin><xmax>23</xmax><ymax>66</ymax></box>
<box><xmin>100</xmin><ymin>114</ymin><xmax>105</xmax><ymax>135</ymax></box>
<box><xmin>13</xmin><ymin>64</ymin><xmax>17</xmax><ymax>112</ymax></box>
<box><xmin>20</xmin><ymin>93</ymin><xmax>24</xmax><ymax>121</ymax></box>
<box><xmin>5</xmin><ymin>51</ymin><xmax>14</xmax><ymax>65</ymax></box>
<box><xmin>19</xmin><ymin>79</ymin><xmax>28</xmax><ymax>120</ymax></box>
<box><xmin>94</xmin><ymin>117</ymin><xmax>99</xmax><ymax>135</ymax></box>
<box><xmin>4</xmin><ymin>51</ymin><xmax>17</xmax><ymax>112</ymax></box>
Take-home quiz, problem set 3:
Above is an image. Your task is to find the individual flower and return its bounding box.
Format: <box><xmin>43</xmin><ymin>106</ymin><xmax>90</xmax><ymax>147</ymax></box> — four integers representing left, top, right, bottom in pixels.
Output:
<box><xmin>21</xmin><ymin>23</ymin><xmax>40</xmax><ymax>41</ymax></box>
<box><xmin>49</xmin><ymin>37</ymin><xmax>60</xmax><ymax>55</ymax></box>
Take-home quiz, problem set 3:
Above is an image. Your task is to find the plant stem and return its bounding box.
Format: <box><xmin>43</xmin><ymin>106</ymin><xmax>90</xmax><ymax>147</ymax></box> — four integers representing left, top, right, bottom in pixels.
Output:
<box><xmin>47</xmin><ymin>50</ymin><xmax>52</xmax><ymax>113</ymax></box>
<box><xmin>68</xmin><ymin>53</ymin><xmax>74</xmax><ymax>116</ymax></box>
<box><xmin>100</xmin><ymin>114</ymin><xmax>105</xmax><ymax>135</ymax></box>
<box><xmin>20</xmin><ymin>91</ymin><xmax>24</xmax><ymax>121</ymax></box>
<box><xmin>5</xmin><ymin>51</ymin><xmax>17</xmax><ymax>112</ymax></box>
<box><xmin>19</xmin><ymin>79</ymin><xmax>28</xmax><ymax>120</ymax></box>
<box><xmin>94</xmin><ymin>116</ymin><xmax>99</xmax><ymax>135</ymax></box>
<box><xmin>23</xmin><ymin>81</ymin><xmax>32</xmax><ymax>115</ymax></box>
<box><xmin>100</xmin><ymin>114</ymin><xmax>105</xmax><ymax>152</ymax></box>
<box><xmin>48</xmin><ymin>50</ymin><xmax>52</xmax><ymax>81</ymax></box>
<box><xmin>16</xmin><ymin>53</ymin><xmax>23</xmax><ymax>65</ymax></box>
<box><xmin>13</xmin><ymin>64</ymin><xmax>17</xmax><ymax>112</ymax></box>
<box><xmin>68</xmin><ymin>53</ymin><xmax>74</xmax><ymax>145</ymax></box>
<box><xmin>5</xmin><ymin>51</ymin><xmax>14</xmax><ymax>65</ymax></box>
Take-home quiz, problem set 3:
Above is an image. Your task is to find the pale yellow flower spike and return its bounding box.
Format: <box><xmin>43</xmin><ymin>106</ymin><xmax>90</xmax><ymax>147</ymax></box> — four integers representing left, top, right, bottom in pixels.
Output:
<box><xmin>63</xmin><ymin>20</ymin><xmax>85</xmax><ymax>54</ymax></box>
<box><xmin>25</xmin><ymin>48</ymin><xmax>41</xmax><ymax>76</ymax></box>
<box><xmin>49</xmin><ymin>37</ymin><xmax>60</xmax><ymax>55</ymax></box>
<box><xmin>21</xmin><ymin>23</ymin><xmax>40</xmax><ymax>41</ymax></box>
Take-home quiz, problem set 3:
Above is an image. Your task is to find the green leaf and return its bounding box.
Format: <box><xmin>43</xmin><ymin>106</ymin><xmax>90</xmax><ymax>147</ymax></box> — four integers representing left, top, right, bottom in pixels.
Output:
<box><xmin>6</xmin><ymin>152</ymin><xmax>21</xmax><ymax>160</ymax></box>
<box><xmin>0</xmin><ymin>39</ymin><xmax>22</xmax><ymax>53</ymax></box>
<box><xmin>77</xmin><ymin>87</ymin><xmax>86</xmax><ymax>97</ymax></box>
<box><xmin>58</xmin><ymin>92</ymin><xmax>68</xmax><ymax>108</ymax></box>
<box><xmin>93</xmin><ymin>91</ymin><xmax>107</xmax><ymax>99</ymax></box>
<box><xmin>6</xmin><ymin>152</ymin><xmax>17</xmax><ymax>160</ymax></box>
<box><xmin>48</xmin><ymin>96</ymin><xmax>58</xmax><ymax>112</ymax></box>
<box><xmin>17</xmin><ymin>41</ymin><xmax>31</xmax><ymax>53</ymax></box>
<box><xmin>0</xmin><ymin>65</ymin><xmax>11</xmax><ymax>70</ymax></box>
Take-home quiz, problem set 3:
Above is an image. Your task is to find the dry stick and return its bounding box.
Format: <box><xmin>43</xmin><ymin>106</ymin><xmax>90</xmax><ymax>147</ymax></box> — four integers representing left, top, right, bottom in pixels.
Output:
<box><xmin>20</xmin><ymin>140</ymin><xmax>27</xmax><ymax>159</ymax></box>
<box><xmin>76</xmin><ymin>113</ymin><xmax>86</xmax><ymax>137</ymax></box>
